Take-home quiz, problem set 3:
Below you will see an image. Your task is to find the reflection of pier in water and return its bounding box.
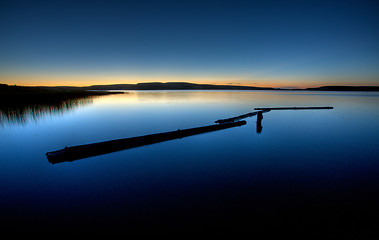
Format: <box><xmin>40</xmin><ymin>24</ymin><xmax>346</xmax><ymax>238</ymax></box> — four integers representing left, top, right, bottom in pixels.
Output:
<box><xmin>0</xmin><ymin>97</ymin><xmax>93</xmax><ymax>126</ymax></box>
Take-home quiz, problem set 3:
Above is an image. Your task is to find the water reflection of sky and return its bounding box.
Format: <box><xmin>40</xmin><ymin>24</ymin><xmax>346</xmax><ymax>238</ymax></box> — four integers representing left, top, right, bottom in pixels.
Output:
<box><xmin>1</xmin><ymin>90</ymin><xmax>379</xmax><ymax>233</ymax></box>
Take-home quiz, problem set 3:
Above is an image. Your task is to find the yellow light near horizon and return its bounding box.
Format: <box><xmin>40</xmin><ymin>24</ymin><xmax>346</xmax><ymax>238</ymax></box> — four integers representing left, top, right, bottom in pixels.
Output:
<box><xmin>0</xmin><ymin>76</ymin><xmax>330</xmax><ymax>89</ymax></box>
<box><xmin>1</xmin><ymin>72</ymin><xmax>376</xmax><ymax>89</ymax></box>
<box><xmin>0</xmin><ymin>73</ymin><xmax>257</xmax><ymax>87</ymax></box>
<box><xmin>0</xmin><ymin>73</ymin><xmax>282</xmax><ymax>88</ymax></box>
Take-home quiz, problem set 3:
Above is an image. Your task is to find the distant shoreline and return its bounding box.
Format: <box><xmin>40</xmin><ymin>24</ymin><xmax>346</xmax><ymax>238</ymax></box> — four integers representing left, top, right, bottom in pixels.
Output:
<box><xmin>84</xmin><ymin>82</ymin><xmax>379</xmax><ymax>91</ymax></box>
<box><xmin>2</xmin><ymin>82</ymin><xmax>379</xmax><ymax>92</ymax></box>
<box><xmin>0</xmin><ymin>84</ymin><xmax>124</xmax><ymax>105</ymax></box>
<box><xmin>300</xmin><ymin>86</ymin><xmax>379</xmax><ymax>91</ymax></box>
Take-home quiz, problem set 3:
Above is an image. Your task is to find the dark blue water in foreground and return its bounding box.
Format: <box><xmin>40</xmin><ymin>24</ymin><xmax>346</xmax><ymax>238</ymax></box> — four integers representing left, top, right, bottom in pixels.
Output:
<box><xmin>1</xmin><ymin>91</ymin><xmax>379</xmax><ymax>234</ymax></box>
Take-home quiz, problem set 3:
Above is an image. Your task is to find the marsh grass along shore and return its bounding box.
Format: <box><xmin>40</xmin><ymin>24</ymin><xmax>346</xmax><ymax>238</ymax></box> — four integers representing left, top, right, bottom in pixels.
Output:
<box><xmin>0</xmin><ymin>84</ymin><xmax>124</xmax><ymax>125</ymax></box>
<box><xmin>0</xmin><ymin>84</ymin><xmax>124</xmax><ymax>101</ymax></box>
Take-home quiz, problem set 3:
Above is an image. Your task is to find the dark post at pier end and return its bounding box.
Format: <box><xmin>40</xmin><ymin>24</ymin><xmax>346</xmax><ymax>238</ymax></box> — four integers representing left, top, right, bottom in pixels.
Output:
<box><xmin>256</xmin><ymin>111</ymin><xmax>263</xmax><ymax>133</ymax></box>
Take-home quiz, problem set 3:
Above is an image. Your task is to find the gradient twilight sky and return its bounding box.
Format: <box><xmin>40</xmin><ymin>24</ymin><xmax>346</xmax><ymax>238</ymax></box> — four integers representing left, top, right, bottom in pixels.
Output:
<box><xmin>1</xmin><ymin>0</ymin><xmax>378</xmax><ymax>88</ymax></box>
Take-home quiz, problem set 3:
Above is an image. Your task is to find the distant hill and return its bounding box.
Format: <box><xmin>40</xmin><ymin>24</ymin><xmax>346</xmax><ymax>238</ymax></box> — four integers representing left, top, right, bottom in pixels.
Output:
<box><xmin>84</xmin><ymin>83</ymin><xmax>379</xmax><ymax>91</ymax></box>
<box><xmin>84</xmin><ymin>82</ymin><xmax>277</xmax><ymax>90</ymax></box>
<box><xmin>305</xmin><ymin>86</ymin><xmax>379</xmax><ymax>91</ymax></box>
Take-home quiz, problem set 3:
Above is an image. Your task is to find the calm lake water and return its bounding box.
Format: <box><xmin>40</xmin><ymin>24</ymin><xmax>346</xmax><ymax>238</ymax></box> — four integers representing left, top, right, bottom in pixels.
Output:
<box><xmin>1</xmin><ymin>90</ymin><xmax>379</xmax><ymax>234</ymax></box>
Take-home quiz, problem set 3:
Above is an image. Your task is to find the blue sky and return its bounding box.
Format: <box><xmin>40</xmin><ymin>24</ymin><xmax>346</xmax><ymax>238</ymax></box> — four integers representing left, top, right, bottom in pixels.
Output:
<box><xmin>0</xmin><ymin>0</ymin><xmax>378</xmax><ymax>87</ymax></box>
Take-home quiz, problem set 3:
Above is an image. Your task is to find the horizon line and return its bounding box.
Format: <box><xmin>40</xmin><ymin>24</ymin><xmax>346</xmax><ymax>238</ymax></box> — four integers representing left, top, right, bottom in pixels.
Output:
<box><xmin>2</xmin><ymin>81</ymin><xmax>379</xmax><ymax>90</ymax></box>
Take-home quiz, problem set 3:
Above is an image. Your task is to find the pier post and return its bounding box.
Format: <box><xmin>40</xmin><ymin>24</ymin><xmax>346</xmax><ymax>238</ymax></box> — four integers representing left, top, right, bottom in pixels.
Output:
<box><xmin>256</xmin><ymin>111</ymin><xmax>263</xmax><ymax>133</ymax></box>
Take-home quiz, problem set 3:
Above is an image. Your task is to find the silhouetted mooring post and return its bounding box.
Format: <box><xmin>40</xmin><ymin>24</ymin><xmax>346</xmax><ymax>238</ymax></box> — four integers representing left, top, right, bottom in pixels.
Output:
<box><xmin>256</xmin><ymin>111</ymin><xmax>263</xmax><ymax>133</ymax></box>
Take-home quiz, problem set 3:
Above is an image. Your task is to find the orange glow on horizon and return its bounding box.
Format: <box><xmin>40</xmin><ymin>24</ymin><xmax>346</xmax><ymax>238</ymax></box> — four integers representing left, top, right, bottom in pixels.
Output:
<box><xmin>1</xmin><ymin>73</ymin><xmax>378</xmax><ymax>89</ymax></box>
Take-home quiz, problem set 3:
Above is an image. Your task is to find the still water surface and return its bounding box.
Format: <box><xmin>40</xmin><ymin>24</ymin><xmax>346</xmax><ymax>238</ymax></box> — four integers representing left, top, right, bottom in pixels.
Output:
<box><xmin>1</xmin><ymin>90</ymin><xmax>379</xmax><ymax>233</ymax></box>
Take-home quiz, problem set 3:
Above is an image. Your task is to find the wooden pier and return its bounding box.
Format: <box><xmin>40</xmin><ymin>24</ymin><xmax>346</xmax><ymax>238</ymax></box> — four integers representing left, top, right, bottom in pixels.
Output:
<box><xmin>46</xmin><ymin>106</ymin><xmax>334</xmax><ymax>164</ymax></box>
<box><xmin>215</xmin><ymin>109</ymin><xmax>271</xmax><ymax>124</ymax></box>
<box><xmin>254</xmin><ymin>106</ymin><xmax>333</xmax><ymax>111</ymax></box>
<box><xmin>46</xmin><ymin>121</ymin><xmax>246</xmax><ymax>164</ymax></box>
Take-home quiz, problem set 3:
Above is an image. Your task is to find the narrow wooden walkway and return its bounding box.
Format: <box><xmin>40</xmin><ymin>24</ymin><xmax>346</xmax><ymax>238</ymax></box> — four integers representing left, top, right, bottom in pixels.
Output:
<box><xmin>254</xmin><ymin>106</ymin><xmax>333</xmax><ymax>111</ymax></box>
<box><xmin>46</xmin><ymin>106</ymin><xmax>333</xmax><ymax>163</ymax></box>
<box><xmin>47</xmin><ymin>121</ymin><xmax>246</xmax><ymax>164</ymax></box>
<box><xmin>215</xmin><ymin>109</ymin><xmax>270</xmax><ymax>124</ymax></box>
